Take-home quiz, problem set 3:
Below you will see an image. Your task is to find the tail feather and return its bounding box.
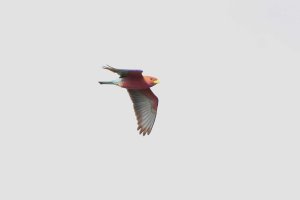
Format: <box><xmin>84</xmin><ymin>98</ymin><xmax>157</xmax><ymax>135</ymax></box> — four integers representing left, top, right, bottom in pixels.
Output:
<box><xmin>99</xmin><ymin>81</ymin><xmax>114</xmax><ymax>85</ymax></box>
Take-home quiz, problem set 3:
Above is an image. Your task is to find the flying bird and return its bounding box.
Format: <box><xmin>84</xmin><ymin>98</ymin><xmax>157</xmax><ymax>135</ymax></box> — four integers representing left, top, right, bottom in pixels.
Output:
<box><xmin>99</xmin><ymin>65</ymin><xmax>159</xmax><ymax>136</ymax></box>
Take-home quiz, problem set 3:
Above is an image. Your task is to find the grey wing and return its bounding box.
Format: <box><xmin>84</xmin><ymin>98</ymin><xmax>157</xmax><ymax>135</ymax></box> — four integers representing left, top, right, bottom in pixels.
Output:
<box><xmin>127</xmin><ymin>89</ymin><xmax>159</xmax><ymax>135</ymax></box>
<box><xmin>103</xmin><ymin>65</ymin><xmax>143</xmax><ymax>78</ymax></box>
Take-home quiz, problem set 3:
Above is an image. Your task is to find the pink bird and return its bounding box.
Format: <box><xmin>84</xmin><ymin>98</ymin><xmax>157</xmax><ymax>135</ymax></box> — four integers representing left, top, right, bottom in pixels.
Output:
<box><xmin>99</xmin><ymin>65</ymin><xmax>159</xmax><ymax>135</ymax></box>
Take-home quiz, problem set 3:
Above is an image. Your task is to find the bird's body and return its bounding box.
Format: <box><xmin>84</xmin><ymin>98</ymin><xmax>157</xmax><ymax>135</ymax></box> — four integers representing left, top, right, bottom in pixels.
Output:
<box><xmin>120</xmin><ymin>76</ymin><xmax>156</xmax><ymax>89</ymax></box>
<box><xmin>99</xmin><ymin>65</ymin><xmax>159</xmax><ymax>135</ymax></box>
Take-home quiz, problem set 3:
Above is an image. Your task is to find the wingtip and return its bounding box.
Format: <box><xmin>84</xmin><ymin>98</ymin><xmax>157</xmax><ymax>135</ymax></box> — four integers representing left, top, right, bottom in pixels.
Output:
<box><xmin>137</xmin><ymin>126</ymin><xmax>147</xmax><ymax>136</ymax></box>
<box><xmin>103</xmin><ymin>64</ymin><xmax>110</xmax><ymax>69</ymax></box>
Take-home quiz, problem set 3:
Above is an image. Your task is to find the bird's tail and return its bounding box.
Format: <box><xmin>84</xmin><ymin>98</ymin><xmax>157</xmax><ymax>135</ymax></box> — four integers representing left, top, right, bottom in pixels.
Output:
<box><xmin>99</xmin><ymin>81</ymin><xmax>115</xmax><ymax>85</ymax></box>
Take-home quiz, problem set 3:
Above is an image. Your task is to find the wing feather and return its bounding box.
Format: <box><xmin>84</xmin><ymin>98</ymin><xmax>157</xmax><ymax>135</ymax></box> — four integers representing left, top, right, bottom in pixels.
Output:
<box><xmin>127</xmin><ymin>89</ymin><xmax>159</xmax><ymax>135</ymax></box>
<box><xmin>104</xmin><ymin>65</ymin><xmax>143</xmax><ymax>78</ymax></box>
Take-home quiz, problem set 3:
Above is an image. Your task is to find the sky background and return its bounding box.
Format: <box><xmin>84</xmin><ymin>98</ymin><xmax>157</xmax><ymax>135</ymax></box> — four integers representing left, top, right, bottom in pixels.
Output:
<box><xmin>0</xmin><ymin>0</ymin><xmax>299</xmax><ymax>199</ymax></box>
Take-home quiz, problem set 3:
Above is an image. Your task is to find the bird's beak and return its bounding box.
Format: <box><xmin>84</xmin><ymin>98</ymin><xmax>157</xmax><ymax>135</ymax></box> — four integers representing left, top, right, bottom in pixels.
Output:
<box><xmin>154</xmin><ymin>79</ymin><xmax>160</xmax><ymax>84</ymax></box>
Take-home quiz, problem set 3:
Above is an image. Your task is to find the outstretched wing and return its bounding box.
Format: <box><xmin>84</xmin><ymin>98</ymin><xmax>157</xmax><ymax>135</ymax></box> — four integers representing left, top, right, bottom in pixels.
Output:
<box><xmin>103</xmin><ymin>65</ymin><xmax>143</xmax><ymax>78</ymax></box>
<box><xmin>127</xmin><ymin>89</ymin><xmax>159</xmax><ymax>135</ymax></box>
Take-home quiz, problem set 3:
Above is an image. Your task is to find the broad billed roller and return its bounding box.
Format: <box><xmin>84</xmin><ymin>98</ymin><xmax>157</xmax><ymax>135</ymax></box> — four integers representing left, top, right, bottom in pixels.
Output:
<box><xmin>99</xmin><ymin>65</ymin><xmax>159</xmax><ymax>136</ymax></box>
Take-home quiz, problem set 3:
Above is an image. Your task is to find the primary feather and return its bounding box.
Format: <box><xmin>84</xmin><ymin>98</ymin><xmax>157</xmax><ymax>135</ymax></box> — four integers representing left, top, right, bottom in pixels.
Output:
<box><xmin>127</xmin><ymin>89</ymin><xmax>158</xmax><ymax>135</ymax></box>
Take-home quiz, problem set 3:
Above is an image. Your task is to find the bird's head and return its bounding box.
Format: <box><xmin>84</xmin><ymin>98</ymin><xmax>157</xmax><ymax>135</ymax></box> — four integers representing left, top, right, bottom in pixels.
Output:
<box><xmin>144</xmin><ymin>76</ymin><xmax>160</xmax><ymax>86</ymax></box>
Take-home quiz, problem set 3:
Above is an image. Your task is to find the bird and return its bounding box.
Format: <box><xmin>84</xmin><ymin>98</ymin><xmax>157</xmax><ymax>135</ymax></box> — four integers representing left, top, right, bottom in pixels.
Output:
<box><xmin>99</xmin><ymin>65</ymin><xmax>159</xmax><ymax>136</ymax></box>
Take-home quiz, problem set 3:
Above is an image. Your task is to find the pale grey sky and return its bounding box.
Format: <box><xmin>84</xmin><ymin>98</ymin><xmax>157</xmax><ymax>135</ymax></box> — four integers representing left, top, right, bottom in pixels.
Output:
<box><xmin>0</xmin><ymin>0</ymin><xmax>299</xmax><ymax>199</ymax></box>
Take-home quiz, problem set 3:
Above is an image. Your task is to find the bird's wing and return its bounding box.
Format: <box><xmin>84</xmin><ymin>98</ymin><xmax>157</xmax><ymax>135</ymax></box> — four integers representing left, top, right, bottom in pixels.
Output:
<box><xmin>127</xmin><ymin>88</ymin><xmax>159</xmax><ymax>135</ymax></box>
<box><xmin>103</xmin><ymin>65</ymin><xmax>143</xmax><ymax>78</ymax></box>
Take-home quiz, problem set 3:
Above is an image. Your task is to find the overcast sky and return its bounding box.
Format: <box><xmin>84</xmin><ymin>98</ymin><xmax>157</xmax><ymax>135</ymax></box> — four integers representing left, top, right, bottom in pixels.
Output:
<box><xmin>0</xmin><ymin>0</ymin><xmax>299</xmax><ymax>199</ymax></box>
